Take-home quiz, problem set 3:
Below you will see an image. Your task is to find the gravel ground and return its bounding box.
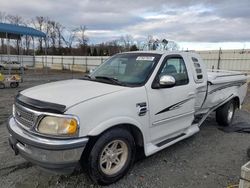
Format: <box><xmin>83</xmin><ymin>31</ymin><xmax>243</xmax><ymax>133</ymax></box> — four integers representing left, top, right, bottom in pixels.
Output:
<box><xmin>0</xmin><ymin>70</ymin><xmax>250</xmax><ymax>188</ymax></box>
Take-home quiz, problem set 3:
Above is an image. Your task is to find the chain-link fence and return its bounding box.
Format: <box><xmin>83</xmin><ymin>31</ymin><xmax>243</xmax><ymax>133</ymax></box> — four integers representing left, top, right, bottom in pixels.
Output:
<box><xmin>1</xmin><ymin>50</ymin><xmax>250</xmax><ymax>76</ymax></box>
<box><xmin>197</xmin><ymin>49</ymin><xmax>250</xmax><ymax>72</ymax></box>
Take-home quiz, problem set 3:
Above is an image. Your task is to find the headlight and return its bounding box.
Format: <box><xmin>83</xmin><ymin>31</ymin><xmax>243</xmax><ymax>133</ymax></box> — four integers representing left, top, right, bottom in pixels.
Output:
<box><xmin>38</xmin><ymin>116</ymin><xmax>79</xmax><ymax>136</ymax></box>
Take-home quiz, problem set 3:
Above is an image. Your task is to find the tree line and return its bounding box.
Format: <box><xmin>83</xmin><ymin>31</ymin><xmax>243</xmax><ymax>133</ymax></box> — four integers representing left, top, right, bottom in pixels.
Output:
<box><xmin>0</xmin><ymin>12</ymin><xmax>178</xmax><ymax>56</ymax></box>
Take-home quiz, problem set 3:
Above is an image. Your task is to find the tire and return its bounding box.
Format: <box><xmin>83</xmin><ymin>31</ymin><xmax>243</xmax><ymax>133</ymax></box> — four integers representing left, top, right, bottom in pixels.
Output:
<box><xmin>247</xmin><ymin>147</ymin><xmax>250</xmax><ymax>158</ymax></box>
<box><xmin>10</xmin><ymin>82</ymin><xmax>19</xmax><ymax>88</ymax></box>
<box><xmin>86</xmin><ymin>128</ymin><xmax>135</xmax><ymax>185</ymax></box>
<box><xmin>0</xmin><ymin>82</ymin><xmax>5</xmax><ymax>89</ymax></box>
<box><xmin>216</xmin><ymin>100</ymin><xmax>236</xmax><ymax>126</ymax></box>
<box><xmin>20</xmin><ymin>67</ymin><xmax>25</xmax><ymax>72</ymax></box>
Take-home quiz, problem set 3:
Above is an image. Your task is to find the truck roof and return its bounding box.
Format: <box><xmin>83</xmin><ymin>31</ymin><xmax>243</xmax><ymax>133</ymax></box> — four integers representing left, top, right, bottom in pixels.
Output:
<box><xmin>123</xmin><ymin>50</ymin><xmax>198</xmax><ymax>56</ymax></box>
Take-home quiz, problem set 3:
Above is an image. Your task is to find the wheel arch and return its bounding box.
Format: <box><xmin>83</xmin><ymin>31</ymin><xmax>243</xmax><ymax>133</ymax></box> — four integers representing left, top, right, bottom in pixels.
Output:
<box><xmin>80</xmin><ymin>123</ymin><xmax>145</xmax><ymax>167</ymax></box>
<box><xmin>88</xmin><ymin>123</ymin><xmax>144</xmax><ymax>148</ymax></box>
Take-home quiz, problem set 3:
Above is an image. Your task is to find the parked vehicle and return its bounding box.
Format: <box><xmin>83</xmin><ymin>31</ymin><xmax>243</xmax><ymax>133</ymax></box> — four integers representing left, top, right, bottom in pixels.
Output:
<box><xmin>7</xmin><ymin>51</ymin><xmax>248</xmax><ymax>185</ymax></box>
<box><xmin>0</xmin><ymin>73</ymin><xmax>21</xmax><ymax>89</ymax></box>
<box><xmin>0</xmin><ymin>61</ymin><xmax>26</xmax><ymax>71</ymax></box>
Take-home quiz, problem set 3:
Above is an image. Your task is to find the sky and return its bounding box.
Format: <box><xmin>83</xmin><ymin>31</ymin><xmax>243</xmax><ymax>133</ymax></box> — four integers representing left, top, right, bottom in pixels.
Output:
<box><xmin>1</xmin><ymin>0</ymin><xmax>250</xmax><ymax>50</ymax></box>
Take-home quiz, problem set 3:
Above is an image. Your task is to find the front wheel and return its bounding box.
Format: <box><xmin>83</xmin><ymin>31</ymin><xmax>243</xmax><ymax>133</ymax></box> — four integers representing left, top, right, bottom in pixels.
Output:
<box><xmin>216</xmin><ymin>100</ymin><xmax>236</xmax><ymax>126</ymax></box>
<box><xmin>86</xmin><ymin>128</ymin><xmax>135</xmax><ymax>185</ymax></box>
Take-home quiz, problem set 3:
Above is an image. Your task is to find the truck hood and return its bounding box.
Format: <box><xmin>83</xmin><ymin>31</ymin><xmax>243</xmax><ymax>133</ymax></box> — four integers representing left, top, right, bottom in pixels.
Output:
<box><xmin>21</xmin><ymin>79</ymin><xmax>126</xmax><ymax>109</ymax></box>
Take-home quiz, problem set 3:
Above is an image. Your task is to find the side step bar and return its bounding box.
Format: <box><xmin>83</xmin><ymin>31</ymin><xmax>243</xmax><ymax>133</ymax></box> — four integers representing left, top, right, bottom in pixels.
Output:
<box><xmin>156</xmin><ymin>133</ymin><xmax>186</xmax><ymax>147</ymax></box>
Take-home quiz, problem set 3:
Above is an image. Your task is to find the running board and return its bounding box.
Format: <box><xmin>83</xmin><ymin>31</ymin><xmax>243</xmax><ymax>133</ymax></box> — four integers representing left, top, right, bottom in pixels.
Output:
<box><xmin>156</xmin><ymin>133</ymin><xmax>186</xmax><ymax>147</ymax></box>
<box><xmin>145</xmin><ymin>124</ymin><xmax>200</xmax><ymax>156</ymax></box>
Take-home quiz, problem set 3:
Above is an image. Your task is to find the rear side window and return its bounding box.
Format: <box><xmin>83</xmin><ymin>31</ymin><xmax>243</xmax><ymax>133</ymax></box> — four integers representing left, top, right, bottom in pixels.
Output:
<box><xmin>192</xmin><ymin>57</ymin><xmax>203</xmax><ymax>82</ymax></box>
<box><xmin>159</xmin><ymin>57</ymin><xmax>189</xmax><ymax>86</ymax></box>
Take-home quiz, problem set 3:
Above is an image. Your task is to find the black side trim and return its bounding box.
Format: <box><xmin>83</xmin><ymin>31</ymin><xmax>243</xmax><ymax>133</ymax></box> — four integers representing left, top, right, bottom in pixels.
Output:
<box><xmin>16</xmin><ymin>93</ymin><xmax>66</xmax><ymax>114</ymax></box>
<box><xmin>155</xmin><ymin>98</ymin><xmax>193</xmax><ymax>115</ymax></box>
<box><xmin>156</xmin><ymin>133</ymin><xmax>186</xmax><ymax>147</ymax></box>
<box><xmin>208</xmin><ymin>81</ymin><xmax>246</xmax><ymax>94</ymax></box>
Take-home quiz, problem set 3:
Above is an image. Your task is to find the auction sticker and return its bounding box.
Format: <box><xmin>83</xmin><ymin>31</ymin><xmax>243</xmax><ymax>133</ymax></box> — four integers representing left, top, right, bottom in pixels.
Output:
<box><xmin>136</xmin><ymin>56</ymin><xmax>155</xmax><ymax>61</ymax></box>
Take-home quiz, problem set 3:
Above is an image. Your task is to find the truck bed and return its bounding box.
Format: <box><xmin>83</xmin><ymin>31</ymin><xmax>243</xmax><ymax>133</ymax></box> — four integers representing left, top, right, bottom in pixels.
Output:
<box><xmin>200</xmin><ymin>70</ymin><xmax>248</xmax><ymax>112</ymax></box>
<box><xmin>207</xmin><ymin>70</ymin><xmax>247</xmax><ymax>84</ymax></box>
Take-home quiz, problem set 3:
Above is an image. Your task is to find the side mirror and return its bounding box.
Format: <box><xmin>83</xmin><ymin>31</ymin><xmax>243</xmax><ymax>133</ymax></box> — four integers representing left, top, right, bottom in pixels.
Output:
<box><xmin>159</xmin><ymin>75</ymin><xmax>176</xmax><ymax>88</ymax></box>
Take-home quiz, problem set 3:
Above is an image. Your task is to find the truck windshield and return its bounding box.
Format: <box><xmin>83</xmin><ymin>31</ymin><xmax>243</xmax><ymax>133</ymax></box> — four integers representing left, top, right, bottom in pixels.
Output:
<box><xmin>90</xmin><ymin>53</ymin><xmax>162</xmax><ymax>86</ymax></box>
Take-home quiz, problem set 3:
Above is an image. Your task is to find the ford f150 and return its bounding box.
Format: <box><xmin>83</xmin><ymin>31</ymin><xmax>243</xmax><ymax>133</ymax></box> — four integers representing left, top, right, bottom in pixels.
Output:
<box><xmin>7</xmin><ymin>51</ymin><xmax>248</xmax><ymax>185</ymax></box>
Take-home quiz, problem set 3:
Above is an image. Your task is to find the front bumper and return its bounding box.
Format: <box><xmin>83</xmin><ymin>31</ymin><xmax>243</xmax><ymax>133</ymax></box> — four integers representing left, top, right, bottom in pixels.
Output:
<box><xmin>7</xmin><ymin>117</ymin><xmax>89</xmax><ymax>173</ymax></box>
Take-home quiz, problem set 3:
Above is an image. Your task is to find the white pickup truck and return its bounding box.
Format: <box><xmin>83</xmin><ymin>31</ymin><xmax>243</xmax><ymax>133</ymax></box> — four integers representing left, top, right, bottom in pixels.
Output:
<box><xmin>7</xmin><ymin>51</ymin><xmax>248</xmax><ymax>185</ymax></box>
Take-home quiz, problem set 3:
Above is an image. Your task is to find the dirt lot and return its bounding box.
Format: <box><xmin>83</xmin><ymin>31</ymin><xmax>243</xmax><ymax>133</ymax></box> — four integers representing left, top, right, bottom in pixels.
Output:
<box><xmin>0</xmin><ymin>70</ymin><xmax>250</xmax><ymax>188</ymax></box>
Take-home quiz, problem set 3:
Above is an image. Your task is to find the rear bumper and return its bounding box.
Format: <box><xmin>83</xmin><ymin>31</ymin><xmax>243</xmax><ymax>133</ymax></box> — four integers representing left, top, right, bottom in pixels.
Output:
<box><xmin>7</xmin><ymin>117</ymin><xmax>89</xmax><ymax>173</ymax></box>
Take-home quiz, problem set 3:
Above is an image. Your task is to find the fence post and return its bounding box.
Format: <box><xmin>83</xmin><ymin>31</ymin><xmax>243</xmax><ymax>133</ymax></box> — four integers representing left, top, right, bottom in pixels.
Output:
<box><xmin>217</xmin><ymin>48</ymin><xmax>222</xmax><ymax>70</ymax></box>
<box><xmin>101</xmin><ymin>56</ymin><xmax>103</xmax><ymax>64</ymax></box>
<box><xmin>61</xmin><ymin>56</ymin><xmax>63</xmax><ymax>70</ymax></box>
<box><xmin>72</xmin><ymin>56</ymin><xmax>75</xmax><ymax>78</ymax></box>
<box><xmin>85</xmin><ymin>56</ymin><xmax>88</xmax><ymax>72</ymax></box>
<box><xmin>52</xmin><ymin>56</ymin><xmax>54</xmax><ymax>64</ymax></box>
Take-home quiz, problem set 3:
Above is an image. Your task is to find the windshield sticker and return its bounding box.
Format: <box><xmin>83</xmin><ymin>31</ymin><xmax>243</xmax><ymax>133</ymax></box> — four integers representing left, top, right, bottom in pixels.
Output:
<box><xmin>136</xmin><ymin>56</ymin><xmax>155</xmax><ymax>61</ymax></box>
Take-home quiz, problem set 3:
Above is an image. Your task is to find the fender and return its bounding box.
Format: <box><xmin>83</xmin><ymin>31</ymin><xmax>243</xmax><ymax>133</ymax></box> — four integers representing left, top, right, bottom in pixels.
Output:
<box><xmin>87</xmin><ymin>116</ymin><xmax>147</xmax><ymax>142</ymax></box>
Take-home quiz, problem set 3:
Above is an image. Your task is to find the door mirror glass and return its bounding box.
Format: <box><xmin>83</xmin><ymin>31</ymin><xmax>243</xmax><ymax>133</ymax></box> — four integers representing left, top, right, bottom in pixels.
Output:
<box><xmin>159</xmin><ymin>75</ymin><xmax>176</xmax><ymax>88</ymax></box>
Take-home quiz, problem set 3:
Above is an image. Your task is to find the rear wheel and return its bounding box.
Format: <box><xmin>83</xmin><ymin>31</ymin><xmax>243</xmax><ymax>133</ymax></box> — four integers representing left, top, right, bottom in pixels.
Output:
<box><xmin>216</xmin><ymin>100</ymin><xmax>236</xmax><ymax>126</ymax></box>
<box><xmin>10</xmin><ymin>82</ymin><xmax>19</xmax><ymax>88</ymax></box>
<box><xmin>86</xmin><ymin>128</ymin><xmax>135</xmax><ymax>185</ymax></box>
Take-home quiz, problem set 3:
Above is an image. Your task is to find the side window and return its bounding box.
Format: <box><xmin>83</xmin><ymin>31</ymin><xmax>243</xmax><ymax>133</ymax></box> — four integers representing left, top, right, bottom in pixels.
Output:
<box><xmin>159</xmin><ymin>57</ymin><xmax>189</xmax><ymax>86</ymax></box>
<box><xmin>192</xmin><ymin>57</ymin><xmax>203</xmax><ymax>82</ymax></box>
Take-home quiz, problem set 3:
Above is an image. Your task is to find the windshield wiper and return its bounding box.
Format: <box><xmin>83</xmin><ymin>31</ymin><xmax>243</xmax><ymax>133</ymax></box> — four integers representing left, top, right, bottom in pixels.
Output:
<box><xmin>94</xmin><ymin>76</ymin><xmax>125</xmax><ymax>86</ymax></box>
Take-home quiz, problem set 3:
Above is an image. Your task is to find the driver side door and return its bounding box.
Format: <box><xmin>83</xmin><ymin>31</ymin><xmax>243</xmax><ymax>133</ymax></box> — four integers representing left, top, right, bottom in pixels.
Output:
<box><xmin>146</xmin><ymin>55</ymin><xmax>196</xmax><ymax>144</ymax></box>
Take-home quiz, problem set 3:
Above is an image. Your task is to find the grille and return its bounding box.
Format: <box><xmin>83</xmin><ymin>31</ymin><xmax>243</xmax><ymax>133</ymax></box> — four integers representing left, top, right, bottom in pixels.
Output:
<box><xmin>14</xmin><ymin>104</ymin><xmax>36</xmax><ymax>128</ymax></box>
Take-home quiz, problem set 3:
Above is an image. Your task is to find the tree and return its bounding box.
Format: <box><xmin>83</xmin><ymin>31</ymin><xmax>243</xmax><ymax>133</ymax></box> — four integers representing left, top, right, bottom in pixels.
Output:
<box><xmin>62</xmin><ymin>28</ymin><xmax>77</xmax><ymax>55</ymax></box>
<box><xmin>141</xmin><ymin>36</ymin><xmax>179</xmax><ymax>51</ymax></box>
<box><xmin>32</xmin><ymin>16</ymin><xmax>47</xmax><ymax>53</ymax></box>
<box><xmin>166</xmin><ymin>41</ymin><xmax>179</xmax><ymax>51</ymax></box>
<box><xmin>87</xmin><ymin>46</ymin><xmax>92</xmax><ymax>56</ymax></box>
<box><xmin>130</xmin><ymin>44</ymin><xmax>138</xmax><ymax>51</ymax></box>
<box><xmin>99</xmin><ymin>48</ymin><xmax>104</xmax><ymax>56</ymax></box>
<box><xmin>6</xmin><ymin>14</ymin><xmax>24</xmax><ymax>55</ymax></box>
<box><xmin>76</xmin><ymin>25</ymin><xmax>88</xmax><ymax>55</ymax></box>
<box><xmin>55</xmin><ymin>22</ymin><xmax>64</xmax><ymax>53</ymax></box>
<box><xmin>6</xmin><ymin>14</ymin><xmax>23</xmax><ymax>25</ymax></box>
<box><xmin>23</xmin><ymin>22</ymin><xmax>32</xmax><ymax>55</ymax></box>
<box><xmin>119</xmin><ymin>35</ymin><xmax>133</xmax><ymax>51</ymax></box>
<box><xmin>47</xmin><ymin>20</ymin><xmax>57</xmax><ymax>54</ymax></box>
<box><xmin>93</xmin><ymin>48</ymin><xmax>98</xmax><ymax>56</ymax></box>
<box><xmin>0</xmin><ymin>12</ymin><xmax>7</xmax><ymax>53</ymax></box>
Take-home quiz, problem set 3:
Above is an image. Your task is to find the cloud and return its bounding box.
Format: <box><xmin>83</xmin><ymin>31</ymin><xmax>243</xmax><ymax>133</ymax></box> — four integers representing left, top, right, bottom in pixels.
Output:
<box><xmin>0</xmin><ymin>0</ymin><xmax>250</xmax><ymax>44</ymax></box>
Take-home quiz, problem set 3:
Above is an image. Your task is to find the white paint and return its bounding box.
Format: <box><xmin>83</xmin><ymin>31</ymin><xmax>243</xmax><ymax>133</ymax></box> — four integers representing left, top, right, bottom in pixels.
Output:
<box><xmin>19</xmin><ymin>51</ymin><xmax>248</xmax><ymax>156</ymax></box>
